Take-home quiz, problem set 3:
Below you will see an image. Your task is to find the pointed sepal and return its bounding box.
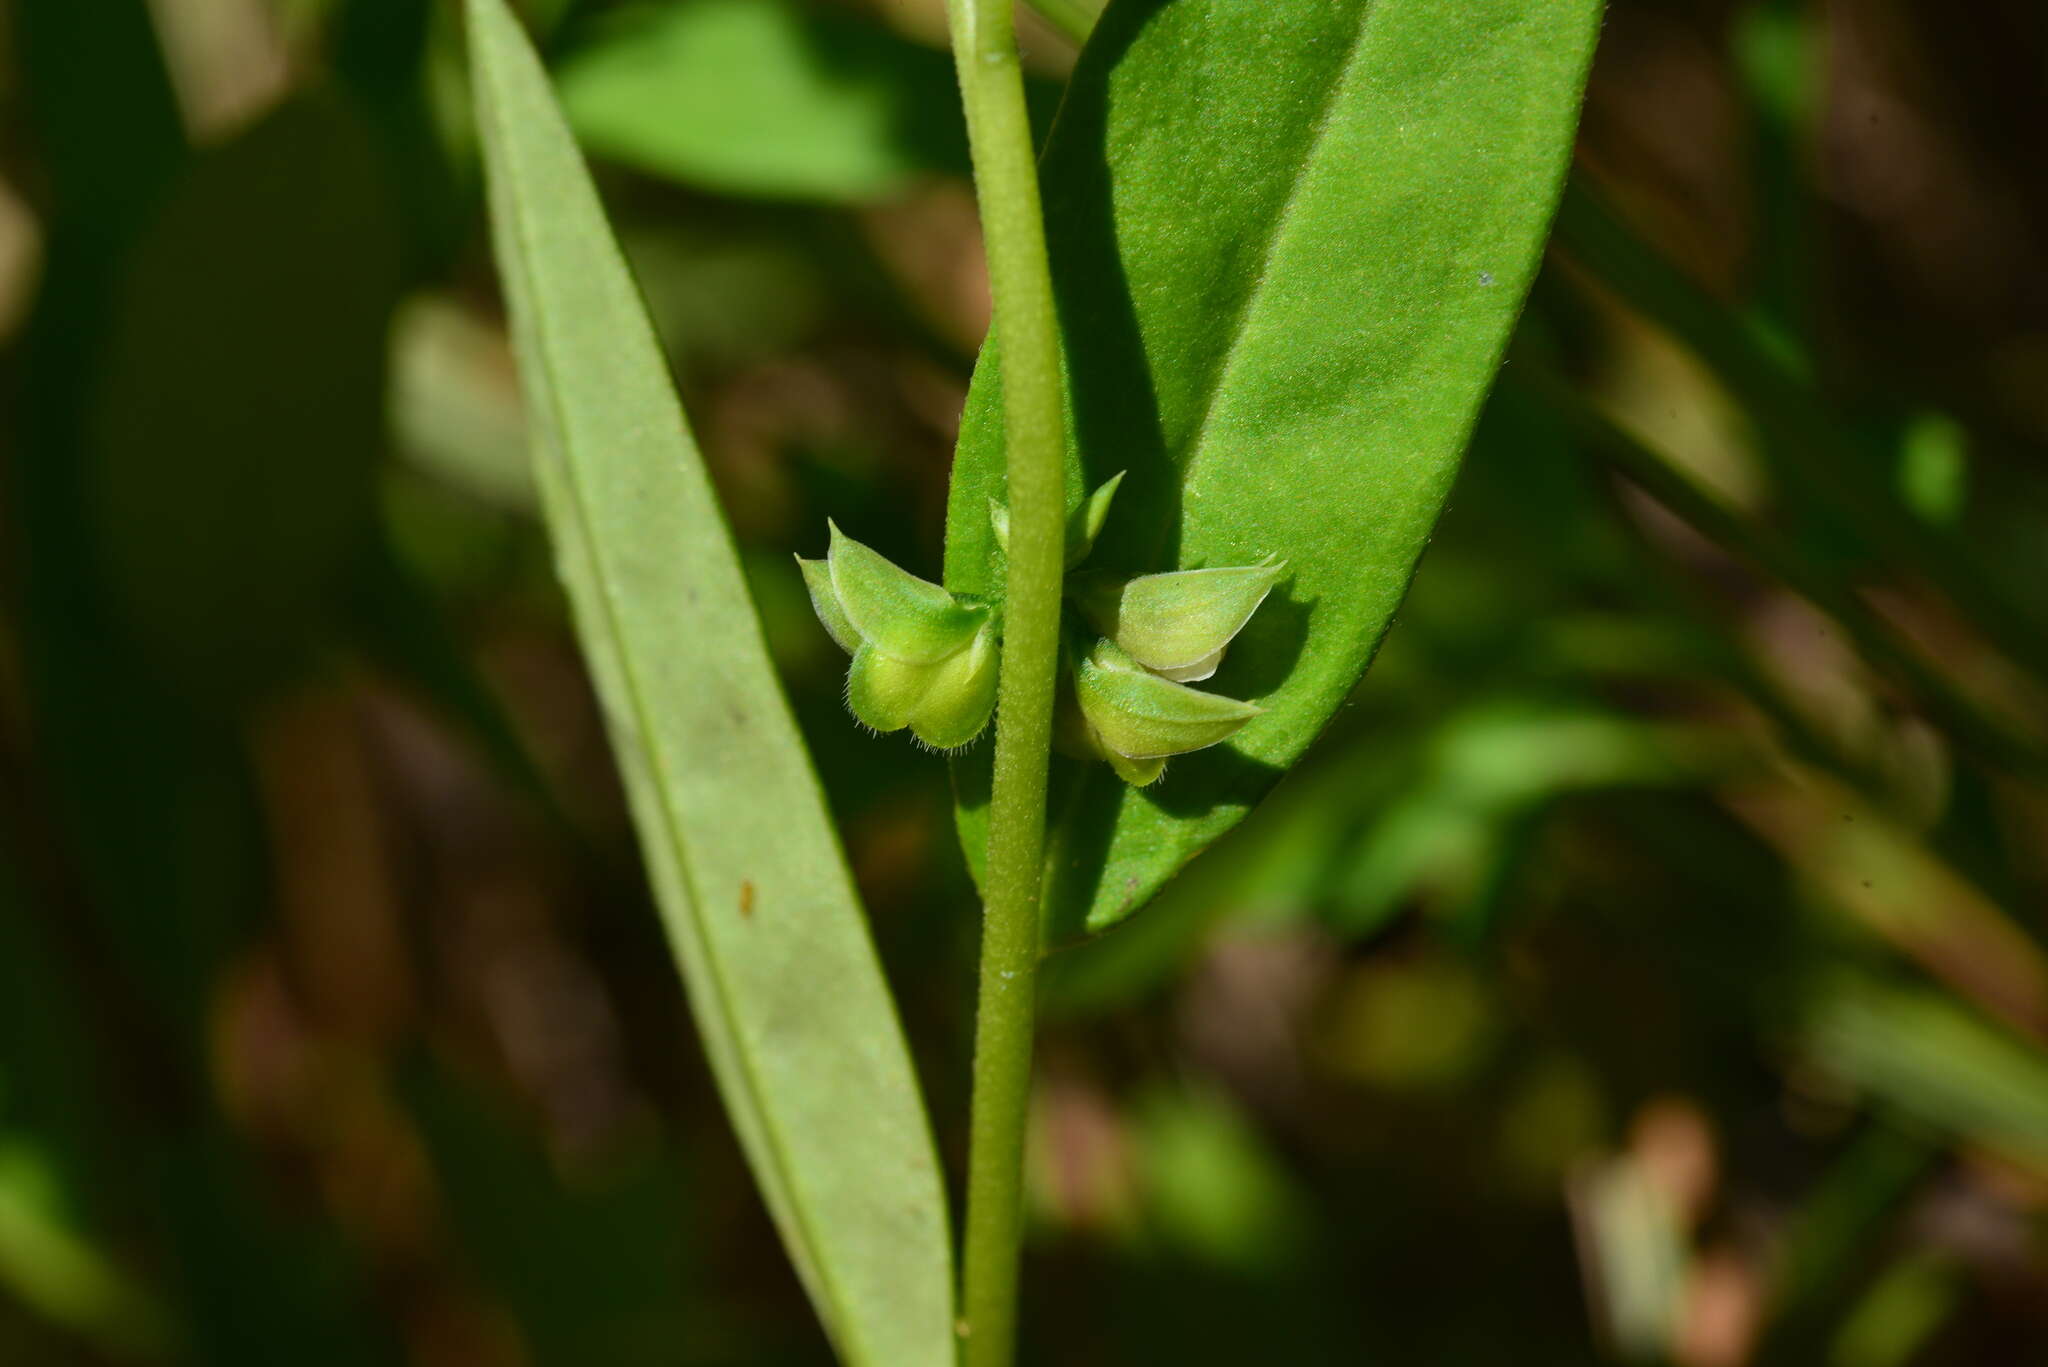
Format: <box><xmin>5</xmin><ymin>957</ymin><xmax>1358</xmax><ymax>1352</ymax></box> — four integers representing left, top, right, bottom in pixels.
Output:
<box><xmin>829</xmin><ymin>522</ymin><xmax>986</xmax><ymax>664</ymax></box>
<box><xmin>798</xmin><ymin>556</ymin><xmax>863</xmax><ymax>655</ymax></box>
<box><xmin>1072</xmin><ymin>560</ymin><xmax>1284</xmax><ymax>676</ymax></box>
<box><xmin>1073</xmin><ymin>639</ymin><xmax>1262</xmax><ymax>763</ymax></box>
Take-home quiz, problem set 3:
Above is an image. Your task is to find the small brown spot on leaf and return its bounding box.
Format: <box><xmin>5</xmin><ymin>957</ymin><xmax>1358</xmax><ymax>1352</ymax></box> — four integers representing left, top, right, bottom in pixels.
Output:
<box><xmin>739</xmin><ymin>880</ymin><xmax>755</xmax><ymax>918</ymax></box>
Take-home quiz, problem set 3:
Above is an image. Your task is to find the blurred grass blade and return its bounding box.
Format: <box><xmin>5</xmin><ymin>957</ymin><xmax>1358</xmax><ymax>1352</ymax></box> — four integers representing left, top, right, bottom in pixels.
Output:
<box><xmin>558</xmin><ymin>0</ymin><xmax>1005</xmax><ymax>203</ymax></box>
<box><xmin>1562</xmin><ymin>391</ymin><xmax>2048</xmax><ymax>785</ymax></box>
<box><xmin>1805</xmin><ymin>974</ymin><xmax>2048</xmax><ymax>1173</ymax></box>
<box><xmin>1827</xmin><ymin>1252</ymin><xmax>1960</xmax><ymax>1367</ymax></box>
<box><xmin>0</xmin><ymin>1139</ymin><xmax>171</xmax><ymax>1358</ymax></box>
<box><xmin>465</xmin><ymin>2</ymin><xmax>953</xmax><ymax>1361</ymax></box>
<box><xmin>1759</xmin><ymin>1124</ymin><xmax>1929</xmax><ymax>1356</ymax></box>
<box><xmin>945</xmin><ymin>0</ymin><xmax>1606</xmax><ymax>942</ymax></box>
<box><xmin>1553</xmin><ymin>180</ymin><xmax>2048</xmax><ymax>689</ymax></box>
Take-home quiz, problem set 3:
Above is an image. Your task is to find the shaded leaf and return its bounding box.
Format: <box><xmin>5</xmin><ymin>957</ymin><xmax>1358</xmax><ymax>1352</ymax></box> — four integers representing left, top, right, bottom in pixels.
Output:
<box><xmin>465</xmin><ymin>2</ymin><xmax>953</xmax><ymax>1361</ymax></box>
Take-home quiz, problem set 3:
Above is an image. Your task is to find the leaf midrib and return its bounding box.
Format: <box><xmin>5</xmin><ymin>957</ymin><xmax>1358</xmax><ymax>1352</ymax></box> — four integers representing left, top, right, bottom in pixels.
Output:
<box><xmin>1163</xmin><ymin>0</ymin><xmax>1384</xmax><ymax>527</ymax></box>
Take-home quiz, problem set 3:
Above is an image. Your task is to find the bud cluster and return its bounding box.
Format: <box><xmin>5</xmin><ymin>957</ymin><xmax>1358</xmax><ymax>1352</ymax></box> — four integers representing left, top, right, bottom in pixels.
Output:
<box><xmin>801</xmin><ymin>475</ymin><xmax>1283</xmax><ymax>786</ymax></box>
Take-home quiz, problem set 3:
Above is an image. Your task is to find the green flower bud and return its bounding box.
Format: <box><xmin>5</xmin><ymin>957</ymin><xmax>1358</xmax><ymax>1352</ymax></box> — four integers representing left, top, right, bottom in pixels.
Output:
<box><xmin>1054</xmin><ymin>672</ymin><xmax>1166</xmax><ymax>786</ymax></box>
<box><xmin>802</xmin><ymin>526</ymin><xmax>998</xmax><ymax>750</ymax></box>
<box><xmin>990</xmin><ymin>471</ymin><xmax>1126</xmax><ymax>570</ymax></box>
<box><xmin>1071</xmin><ymin>559</ymin><xmax>1284</xmax><ymax>680</ymax></box>
<box><xmin>848</xmin><ymin>624</ymin><xmax>998</xmax><ymax>749</ymax></box>
<box><xmin>1070</xmin><ymin>638</ymin><xmax>1261</xmax><ymax>784</ymax></box>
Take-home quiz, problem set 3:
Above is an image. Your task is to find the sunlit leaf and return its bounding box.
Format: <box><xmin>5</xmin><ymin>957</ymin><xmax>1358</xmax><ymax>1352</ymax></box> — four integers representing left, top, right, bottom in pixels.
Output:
<box><xmin>946</xmin><ymin>0</ymin><xmax>1606</xmax><ymax>941</ymax></box>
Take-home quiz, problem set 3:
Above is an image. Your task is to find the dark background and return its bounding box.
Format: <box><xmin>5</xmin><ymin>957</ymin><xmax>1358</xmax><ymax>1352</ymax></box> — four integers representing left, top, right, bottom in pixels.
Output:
<box><xmin>2</xmin><ymin>0</ymin><xmax>2047</xmax><ymax>1363</ymax></box>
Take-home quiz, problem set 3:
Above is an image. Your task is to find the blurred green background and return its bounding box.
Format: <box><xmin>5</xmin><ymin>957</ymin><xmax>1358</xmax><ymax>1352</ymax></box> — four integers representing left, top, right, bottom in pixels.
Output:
<box><xmin>3</xmin><ymin>0</ymin><xmax>2047</xmax><ymax>1363</ymax></box>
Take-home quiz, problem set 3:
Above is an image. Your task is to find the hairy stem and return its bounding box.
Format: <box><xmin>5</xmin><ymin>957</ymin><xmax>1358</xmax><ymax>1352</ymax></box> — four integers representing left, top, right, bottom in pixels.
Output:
<box><xmin>943</xmin><ymin>1</ymin><xmax>1067</xmax><ymax>1364</ymax></box>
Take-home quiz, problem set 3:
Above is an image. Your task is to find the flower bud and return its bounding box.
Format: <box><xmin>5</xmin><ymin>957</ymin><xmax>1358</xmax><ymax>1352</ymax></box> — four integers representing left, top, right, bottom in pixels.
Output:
<box><xmin>848</xmin><ymin>624</ymin><xmax>998</xmax><ymax>749</ymax></box>
<box><xmin>801</xmin><ymin>526</ymin><xmax>998</xmax><ymax>749</ymax></box>
<box><xmin>1071</xmin><ymin>559</ymin><xmax>1284</xmax><ymax>681</ymax></box>
<box><xmin>1069</xmin><ymin>638</ymin><xmax>1261</xmax><ymax>784</ymax></box>
<box><xmin>990</xmin><ymin>471</ymin><xmax>1126</xmax><ymax>570</ymax></box>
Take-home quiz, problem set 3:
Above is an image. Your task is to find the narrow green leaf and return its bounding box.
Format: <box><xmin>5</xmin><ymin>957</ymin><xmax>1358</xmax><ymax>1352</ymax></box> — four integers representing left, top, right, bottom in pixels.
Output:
<box><xmin>465</xmin><ymin>3</ymin><xmax>953</xmax><ymax>1362</ymax></box>
<box><xmin>945</xmin><ymin>0</ymin><xmax>1605</xmax><ymax>941</ymax></box>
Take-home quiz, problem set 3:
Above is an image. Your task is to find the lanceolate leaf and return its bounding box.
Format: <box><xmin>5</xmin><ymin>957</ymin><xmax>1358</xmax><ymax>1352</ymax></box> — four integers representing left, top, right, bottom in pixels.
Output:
<box><xmin>465</xmin><ymin>3</ymin><xmax>953</xmax><ymax>1363</ymax></box>
<box><xmin>946</xmin><ymin>0</ymin><xmax>1605</xmax><ymax>943</ymax></box>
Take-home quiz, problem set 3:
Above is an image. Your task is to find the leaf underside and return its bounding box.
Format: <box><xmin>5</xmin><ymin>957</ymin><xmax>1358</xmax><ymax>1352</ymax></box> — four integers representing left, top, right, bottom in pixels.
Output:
<box><xmin>945</xmin><ymin>0</ymin><xmax>1606</xmax><ymax>944</ymax></box>
<box><xmin>467</xmin><ymin>2</ymin><xmax>953</xmax><ymax>1362</ymax></box>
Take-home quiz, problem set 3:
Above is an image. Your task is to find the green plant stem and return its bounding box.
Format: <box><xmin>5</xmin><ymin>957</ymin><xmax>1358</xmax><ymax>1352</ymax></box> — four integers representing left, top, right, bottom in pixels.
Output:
<box><xmin>943</xmin><ymin>2</ymin><xmax>1068</xmax><ymax>1365</ymax></box>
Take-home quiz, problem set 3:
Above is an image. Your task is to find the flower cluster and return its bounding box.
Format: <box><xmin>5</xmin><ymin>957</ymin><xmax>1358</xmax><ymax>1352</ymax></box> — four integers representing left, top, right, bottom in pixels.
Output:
<box><xmin>801</xmin><ymin>476</ymin><xmax>1283</xmax><ymax>786</ymax></box>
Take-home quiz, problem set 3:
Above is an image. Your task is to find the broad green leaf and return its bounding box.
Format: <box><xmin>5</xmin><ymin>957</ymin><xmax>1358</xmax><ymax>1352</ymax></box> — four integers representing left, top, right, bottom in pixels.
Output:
<box><xmin>945</xmin><ymin>0</ymin><xmax>1605</xmax><ymax>942</ymax></box>
<box><xmin>465</xmin><ymin>3</ymin><xmax>953</xmax><ymax>1363</ymax></box>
